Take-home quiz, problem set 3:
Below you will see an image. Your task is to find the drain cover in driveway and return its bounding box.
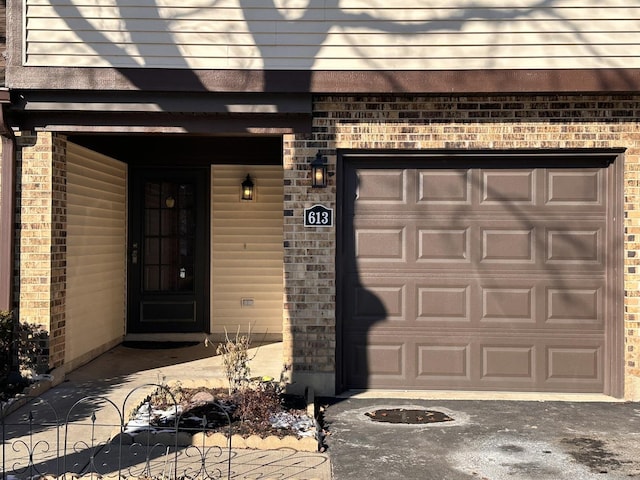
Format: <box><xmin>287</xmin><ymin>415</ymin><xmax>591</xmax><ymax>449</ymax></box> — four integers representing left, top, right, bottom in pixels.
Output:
<box><xmin>365</xmin><ymin>408</ymin><xmax>453</xmax><ymax>424</ymax></box>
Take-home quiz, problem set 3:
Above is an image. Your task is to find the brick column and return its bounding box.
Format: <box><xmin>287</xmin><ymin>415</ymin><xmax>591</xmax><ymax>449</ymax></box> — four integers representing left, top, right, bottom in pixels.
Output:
<box><xmin>16</xmin><ymin>132</ymin><xmax>67</xmax><ymax>370</ymax></box>
<box><xmin>282</xmin><ymin>133</ymin><xmax>337</xmax><ymax>395</ymax></box>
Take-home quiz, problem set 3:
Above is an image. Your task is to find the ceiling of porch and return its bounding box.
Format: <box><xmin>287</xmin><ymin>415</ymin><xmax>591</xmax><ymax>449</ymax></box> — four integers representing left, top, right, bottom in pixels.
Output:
<box><xmin>68</xmin><ymin>134</ymin><xmax>283</xmax><ymax>166</ymax></box>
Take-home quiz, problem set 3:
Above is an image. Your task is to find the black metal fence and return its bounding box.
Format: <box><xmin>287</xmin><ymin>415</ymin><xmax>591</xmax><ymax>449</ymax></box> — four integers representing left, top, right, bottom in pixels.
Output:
<box><xmin>1</xmin><ymin>384</ymin><xmax>233</xmax><ymax>479</ymax></box>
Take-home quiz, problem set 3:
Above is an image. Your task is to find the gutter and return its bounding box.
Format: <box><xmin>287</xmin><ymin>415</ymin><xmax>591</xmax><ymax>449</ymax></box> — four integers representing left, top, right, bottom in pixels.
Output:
<box><xmin>0</xmin><ymin>88</ymin><xmax>16</xmax><ymax>311</ymax></box>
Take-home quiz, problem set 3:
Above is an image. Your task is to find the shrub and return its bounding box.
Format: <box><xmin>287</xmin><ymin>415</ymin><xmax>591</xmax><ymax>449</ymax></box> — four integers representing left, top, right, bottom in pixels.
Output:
<box><xmin>0</xmin><ymin>310</ymin><xmax>47</xmax><ymax>402</ymax></box>
<box><xmin>0</xmin><ymin>310</ymin><xmax>15</xmax><ymax>376</ymax></box>
<box><xmin>214</xmin><ymin>327</ymin><xmax>254</xmax><ymax>395</ymax></box>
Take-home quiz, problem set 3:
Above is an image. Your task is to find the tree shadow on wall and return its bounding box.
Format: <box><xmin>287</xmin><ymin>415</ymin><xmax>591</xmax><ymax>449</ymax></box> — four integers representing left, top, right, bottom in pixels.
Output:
<box><xmin>51</xmin><ymin>0</ymin><xmax>640</xmax><ymax>96</ymax></box>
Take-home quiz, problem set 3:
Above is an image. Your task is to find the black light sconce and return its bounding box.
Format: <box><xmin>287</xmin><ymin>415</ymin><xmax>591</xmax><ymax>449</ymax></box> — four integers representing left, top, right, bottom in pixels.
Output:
<box><xmin>311</xmin><ymin>151</ymin><xmax>328</xmax><ymax>188</ymax></box>
<box><xmin>241</xmin><ymin>174</ymin><xmax>255</xmax><ymax>201</ymax></box>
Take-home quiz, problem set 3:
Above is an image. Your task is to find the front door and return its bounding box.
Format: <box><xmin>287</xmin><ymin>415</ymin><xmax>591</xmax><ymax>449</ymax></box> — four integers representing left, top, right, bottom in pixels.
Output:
<box><xmin>127</xmin><ymin>168</ymin><xmax>209</xmax><ymax>333</ymax></box>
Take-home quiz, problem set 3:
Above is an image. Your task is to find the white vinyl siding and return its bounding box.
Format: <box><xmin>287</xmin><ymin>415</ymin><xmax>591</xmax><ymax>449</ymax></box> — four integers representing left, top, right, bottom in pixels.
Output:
<box><xmin>210</xmin><ymin>165</ymin><xmax>283</xmax><ymax>338</ymax></box>
<box><xmin>24</xmin><ymin>0</ymin><xmax>640</xmax><ymax>70</ymax></box>
<box><xmin>65</xmin><ymin>143</ymin><xmax>126</xmax><ymax>368</ymax></box>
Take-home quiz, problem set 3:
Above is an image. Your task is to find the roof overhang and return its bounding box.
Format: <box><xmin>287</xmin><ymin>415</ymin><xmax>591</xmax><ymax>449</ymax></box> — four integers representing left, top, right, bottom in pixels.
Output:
<box><xmin>9</xmin><ymin>91</ymin><xmax>313</xmax><ymax>134</ymax></box>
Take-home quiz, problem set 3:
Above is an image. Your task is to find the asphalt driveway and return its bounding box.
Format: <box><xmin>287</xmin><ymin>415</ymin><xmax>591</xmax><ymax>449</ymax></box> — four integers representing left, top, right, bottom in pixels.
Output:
<box><xmin>323</xmin><ymin>398</ymin><xmax>640</xmax><ymax>479</ymax></box>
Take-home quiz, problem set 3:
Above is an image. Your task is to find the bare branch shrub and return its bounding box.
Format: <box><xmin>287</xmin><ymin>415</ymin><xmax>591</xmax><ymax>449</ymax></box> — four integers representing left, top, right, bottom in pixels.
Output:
<box><xmin>215</xmin><ymin>326</ymin><xmax>253</xmax><ymax>394</ymax></box>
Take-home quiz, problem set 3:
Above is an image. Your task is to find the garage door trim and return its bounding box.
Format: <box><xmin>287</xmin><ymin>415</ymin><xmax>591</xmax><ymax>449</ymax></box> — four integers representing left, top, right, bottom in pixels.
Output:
<box><xmin>336</xmin><ymin>149</ymin><xmax>624</xmax><ymax>397</ymax></box>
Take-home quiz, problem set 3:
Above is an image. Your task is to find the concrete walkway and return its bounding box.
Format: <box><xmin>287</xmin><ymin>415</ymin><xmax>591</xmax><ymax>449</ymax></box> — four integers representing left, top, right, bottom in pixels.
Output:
<box><xmin>1</xmin><ymin>341</ymin><xmax>330</xmax><ymax>480</ymax></box>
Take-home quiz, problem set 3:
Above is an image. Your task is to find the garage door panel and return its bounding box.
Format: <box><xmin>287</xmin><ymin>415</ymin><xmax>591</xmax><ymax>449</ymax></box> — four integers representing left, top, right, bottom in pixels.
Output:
<box><xmin>418</xmin><ymin>227</ymin><xmax>470</xmax><ymax>262</ymax></box>
<box><xmin>546</xmin><ymin>286</ymin><xmax>602</xmax><ymax>326</ymax></box>
<box><xmin>353</xmin><ymin>220</ymin><xmax>606</xmax><ymax>272</ymax></box>
<box><xmin>344</xmin><ymin>274</ymin><xmax>412</xmax><ymax>329</ymax></box>
<box><xmin>349</xmin><ymin>276</ymin><xmax>473</xmax><ymax>327</ymax></box>
<box><xmin>356</xmin><ymin>169</ymin><xmax>408</xmax><ymax>204</ymax></box>
<box><xmin>353</xmin><ymin>168</ymin><xmax>606</xmax><ymax>214</ymax></box>
<box><xmin>351</xmin><ymin>276</ymin><xmax>603</xmax><ymax>330</ymax></box>
<box><xmin>479</xmin><ymin>279</ymin><xmax>603</xmax><ymax>329</ymax></box>
<box><xmin>343</xmin><ymin>334</ymin><xmax>604</xmax><ymax>391</ymax></box>
<box><xmin>342</xmin><ymin>159</ymin><xmax>611</xmax><ymax>393</ymax></box>
<box><xmin>355</xmin><ymin>226</ymin><xmax>407</xmax><ymax>262</ymax></box>
<box><xmin>417</xmin><ymin>344</ymin><xmax>471</xmax><ymax>380</ymax></box>
<box><xmin>546</xmin><ymin>169</ymin><xmax>604</xmax><ymax>206</ymax></box>
<box><xmin>367</xmin><ymin>343</ymin><xmax>405</xmax><ymax>376</ymax></box>
<box><xmin>480</xmin><ymin>169</ymin><xmax>536</xmax><ymax>205</ymax></box>
<box><xmin>546</xmin><ymin>227</ymin><xmax>602</xmax><ymax>264</ymax></box>
<box><xmin>418</xmin><ymin>169</ymin><xmax>471</xmax><ymax>205</ymax></box>
<box><xmin>481</xmin><ymin>345</ymin><xmax>534</xmax><ymax>380</ymax></box>
<box><xmin>354</xmin><ymin>284</ymin><xmax>405</xmax><ymax>321</ymax></box>
<box><xmin>418</xmin><ymin>285</ymin><xmax>470</xmax><ymax>322</ymax></box>
<box><xmin>480</xmin><ymin>227</ymin><xmax>534</xmax><ymax>263</ymax></box>
<box><xmin>344</xmin><ymin>337</ymin><xmax>407</xmax><ymax>387</ymax></box>
<box><xmin>546</xmin><ymin>346</ymin><xmax>601</xmax><ymax>381</ymax></box>
<box><xmin>481</xmin><ymin>287</ymin><xmax>534</xmax><ymax>323</ymax></box>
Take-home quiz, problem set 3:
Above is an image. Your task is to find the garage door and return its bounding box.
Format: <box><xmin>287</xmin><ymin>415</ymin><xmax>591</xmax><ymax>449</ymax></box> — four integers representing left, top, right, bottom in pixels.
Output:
<box><xmin>340</xmin><ymin>154</ymin><xmax>618</xmax><ymax>393</ymax></box>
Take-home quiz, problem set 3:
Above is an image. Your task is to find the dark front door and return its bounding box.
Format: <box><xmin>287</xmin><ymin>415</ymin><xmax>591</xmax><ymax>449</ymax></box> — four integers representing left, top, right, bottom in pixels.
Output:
<box><xmin>128</xmin><ymin>168</ymin><xmax>209</xmax><ymax>333</ymax></box>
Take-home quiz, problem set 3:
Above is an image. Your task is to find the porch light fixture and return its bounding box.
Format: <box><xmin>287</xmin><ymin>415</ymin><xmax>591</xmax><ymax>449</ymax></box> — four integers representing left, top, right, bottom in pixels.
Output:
<box><xmin>311</xmin><ymin>152</ymin><xmax>328</xmax><ymax>188</ymax></box>
<box><xmin>241</xmin><ymin>174</ymin><xmax>255</xmax><ymax>201</ymax></box>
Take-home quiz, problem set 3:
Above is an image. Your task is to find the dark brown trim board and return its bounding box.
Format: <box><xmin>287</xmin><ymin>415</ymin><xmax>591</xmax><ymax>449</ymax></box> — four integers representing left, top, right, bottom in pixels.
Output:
<box><xmin>0</xmin><ymin>102</ymin><xmax>16</xmax><ymax>311</ymax></box>
<box><xmin>7</xmin><ymin>67</ymin><xmax>640</xmax><ymax>94</ymax></box>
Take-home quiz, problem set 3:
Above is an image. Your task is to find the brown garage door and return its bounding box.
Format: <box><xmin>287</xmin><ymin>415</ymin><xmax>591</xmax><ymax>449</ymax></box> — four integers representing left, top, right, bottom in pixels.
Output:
<box><xmin>340</xmin><ymin>153</ymin><xmax>618</xmax><ymax>393</ymax></box>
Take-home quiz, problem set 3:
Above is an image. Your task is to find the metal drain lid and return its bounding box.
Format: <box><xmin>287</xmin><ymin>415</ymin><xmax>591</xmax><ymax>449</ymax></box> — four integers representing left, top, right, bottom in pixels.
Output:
<box><xmin>365</xmin><ymin>408</ymin><xmax>454</xmax><ymax>424</ymax></box>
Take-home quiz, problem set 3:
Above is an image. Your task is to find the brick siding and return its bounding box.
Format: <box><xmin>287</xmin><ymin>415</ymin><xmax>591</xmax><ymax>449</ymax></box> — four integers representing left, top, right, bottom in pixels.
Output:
<box><xmin>15</xmin><ymin>132</ymin><xmax>67</xmax><ymax>369</ymax></box>
<box><xmin>283</xmin><ymin>94</ymin><xmax>640</xmax><ymax>398</ymax></box>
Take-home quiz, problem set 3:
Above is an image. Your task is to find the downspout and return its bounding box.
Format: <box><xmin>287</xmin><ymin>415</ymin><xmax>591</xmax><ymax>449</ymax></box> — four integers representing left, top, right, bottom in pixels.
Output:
<box><xmin>0</xmin><ymin>88</ymin><xmax>16</xmax><ymax>312</ymax></box>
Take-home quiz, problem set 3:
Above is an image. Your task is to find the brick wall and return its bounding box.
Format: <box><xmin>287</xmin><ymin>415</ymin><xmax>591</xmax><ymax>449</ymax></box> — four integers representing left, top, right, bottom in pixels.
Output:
<box><xmin>283</xmin><ymin>94</ymin><xmax>640</xmax><ymax>398</ymax></box>
<box><xmin>282</xmin><ymin>136</ymin><xmax>337</xmax><ymax>394</ymax></box>
<box><xmin>50</xmin><ymin>134</ymin><xmax>67</xmax><ymax>367</ymax></box>
<box><xmin>16</xmin><ymin>132</ymin><xmax>67</xmax><ymax>369</ymax></box>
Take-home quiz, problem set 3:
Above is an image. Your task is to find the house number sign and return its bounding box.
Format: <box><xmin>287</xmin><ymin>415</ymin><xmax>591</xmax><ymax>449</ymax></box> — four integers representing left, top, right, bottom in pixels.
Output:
<box><xmin>304</xmin><ymin>204</ymin><xmax>334</xmax><ymax>227</ymax></box>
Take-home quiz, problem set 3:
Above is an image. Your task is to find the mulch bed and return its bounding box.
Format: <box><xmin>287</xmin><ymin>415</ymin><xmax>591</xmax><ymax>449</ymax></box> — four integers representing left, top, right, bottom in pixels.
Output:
<box><xmin>129</xmin><ymin>385</ymin><xmax>314</xmax><ymax>439</ymax></box>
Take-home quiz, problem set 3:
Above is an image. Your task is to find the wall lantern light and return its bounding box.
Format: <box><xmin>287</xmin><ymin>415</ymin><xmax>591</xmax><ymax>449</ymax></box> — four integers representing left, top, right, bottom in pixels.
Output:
<box><xmin>311</xmin><ymin>152</ymin><xmax>328</xmax><ymax>188</ymax></box>
<box><xmin>241</xmin><ymin>174</ymin><xmax>255</xmax><ymax>201</ymax></box>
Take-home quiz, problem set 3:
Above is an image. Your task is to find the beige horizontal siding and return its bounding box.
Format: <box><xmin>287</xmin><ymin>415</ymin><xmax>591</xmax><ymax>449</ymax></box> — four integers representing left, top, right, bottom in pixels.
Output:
<box><xmin>66</xmin><ymin>142</ymin><xmax>126</xmax><ymax>366</ymax></box>
<box><xmin>24</xmin><ymin>0</ymin><xmax>640</xmax><ymax>70</ymax></box>
<box><xmin>210</xmin><ymin>165</ymin><xmax>283</xmax><ymax>338</ymax></box>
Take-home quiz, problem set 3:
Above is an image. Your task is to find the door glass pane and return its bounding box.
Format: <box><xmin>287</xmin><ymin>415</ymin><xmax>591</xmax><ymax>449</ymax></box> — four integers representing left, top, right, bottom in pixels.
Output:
<box><xmin>145</xmin><ymin>182</ymin><xmax>161</xmax><ymax>208</ymax></box>
<box><xmin>145</xmin><ymin>238</ymin><xmax>160</xmax><ymax>264</ymax></box>
<box><xmin>144</xmin><ymin>266</ymin><xmax>160</xmax><ymax>291</ymax></box>
<box><xmin>160</xmin><ymin>266</ymin><xmax>175</xmax><ymax>291</ymax></box>
<box><xmin>160</xmin><ymin>238</ymin><xmax>177</xmax><ymax>262</ymax></box>
<box><xmin>142</xmin><ymin>180</ymin><xmax>196</xmax><ymax>293</ymax></box>
<box><xmin>145</xmin><ymin>210</ymin><xmax>160</xmax><ymax>236</ymax></box>
<box><xmin>161</xmin><ymin>209</ymin><xmax>177</xmax><ymax>236</ymax></box>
